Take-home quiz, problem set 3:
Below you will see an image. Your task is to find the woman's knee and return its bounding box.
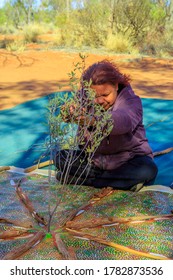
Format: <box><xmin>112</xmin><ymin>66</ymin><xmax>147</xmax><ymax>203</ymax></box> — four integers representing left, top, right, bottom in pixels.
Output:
<box><xmin>145</xmin><ymin>161</ymin><xmax>158</xmax><ymax>184</ymax></box>
<box><xmin>138</xmin><ymin>159</ymin><xmax>158</xmax><ymax>183</ymax></box>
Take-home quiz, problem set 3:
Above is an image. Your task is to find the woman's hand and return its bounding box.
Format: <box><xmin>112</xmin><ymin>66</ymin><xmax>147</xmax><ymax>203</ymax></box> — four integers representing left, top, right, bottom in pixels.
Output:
<box><xmin>60</xmin><ymin>103</ymin><xmax>76</xmax><ymax>122</ymax></box>
<box><xmin>61</xmin><ymin>103</ymin><xmax>95</xmax><ymax>126</ymax></box>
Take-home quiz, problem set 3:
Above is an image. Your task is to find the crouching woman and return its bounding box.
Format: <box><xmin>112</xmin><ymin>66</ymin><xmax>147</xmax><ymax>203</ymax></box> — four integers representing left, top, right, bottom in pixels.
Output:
<box><xmin>54</xmin><ymin>60</ymin><xmax>158</xmax><ymax>191</ymax></box>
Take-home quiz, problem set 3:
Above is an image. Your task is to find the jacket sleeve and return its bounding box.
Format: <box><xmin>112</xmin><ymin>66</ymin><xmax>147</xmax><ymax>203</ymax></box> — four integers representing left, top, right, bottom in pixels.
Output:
<box><xmin>110</xmin><ymin>96</ymin><xmax>143</xmax><ymax>135</ymax></box>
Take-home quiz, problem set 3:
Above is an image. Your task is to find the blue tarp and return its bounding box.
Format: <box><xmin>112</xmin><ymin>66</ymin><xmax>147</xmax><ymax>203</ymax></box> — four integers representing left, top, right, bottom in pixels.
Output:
<box><xmin>0</xmin><ymin>93</ymin><xmax>173</xmax><ymax>186</ymax></box>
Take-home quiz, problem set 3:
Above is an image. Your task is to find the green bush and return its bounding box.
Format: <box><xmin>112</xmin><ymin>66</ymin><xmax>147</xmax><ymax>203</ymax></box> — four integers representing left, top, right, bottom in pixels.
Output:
<box><xmin>6</xmin><ymin>40</ymin><xmax>26</xmax><ymax>52</ymax></box>
<box><xmin>0</xmin><ymin>38</ymin><xmax>14</xmax><ymax>49</ymax></box>
<box><xmin>105</xmin><ymin>33</ymin><xmax>138</xmax><ymax>54</ymax></box>
<box><xmin>51</xmin><ymin>29</ymin><xmax>64</xmax><ymax>47</ymax></box>
<box><xmin>0</xmin><ymin>24</ymin><xmax>17</xmax><ymax>34</ymax></box>
<box><xmin>22</xmin><ymin>23</ymin><xmax>45</xmax><ymax>43</ymax></box>
<box><xmin>158</xmin><ymin>30</ymin><xmax>173</xmax><ymax>57</ymax></box>
<box><xmin>57</xmin><ymin>22</ymin><xmax>105</xmax><ymax>48</ymax></box>
<box><xmin>139</xmin><ymin>29</ymin><xmax>173</xmax><ymax>57</ymax></box>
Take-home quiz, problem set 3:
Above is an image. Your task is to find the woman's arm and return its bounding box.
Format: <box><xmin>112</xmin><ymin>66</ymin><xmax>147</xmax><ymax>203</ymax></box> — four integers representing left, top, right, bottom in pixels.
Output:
<box><xmin>110</xmin><ymin>96</ymin><xmax>143</xmax><ymax>135</ymax></box>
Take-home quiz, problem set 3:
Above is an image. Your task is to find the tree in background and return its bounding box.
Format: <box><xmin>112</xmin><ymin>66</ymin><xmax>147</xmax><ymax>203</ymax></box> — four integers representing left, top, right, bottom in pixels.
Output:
<box><xmin>0</xmin><ymin>0</ymin><xmax>173</xmax><ymax>56</ymax></box>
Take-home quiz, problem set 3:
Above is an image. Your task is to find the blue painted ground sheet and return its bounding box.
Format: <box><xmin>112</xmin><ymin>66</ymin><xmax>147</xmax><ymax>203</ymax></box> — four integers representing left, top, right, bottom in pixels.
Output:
<box><xmin>0</xmin><ymin>93</ymin><xmax>173</xmax><ymax>186</ymax></box>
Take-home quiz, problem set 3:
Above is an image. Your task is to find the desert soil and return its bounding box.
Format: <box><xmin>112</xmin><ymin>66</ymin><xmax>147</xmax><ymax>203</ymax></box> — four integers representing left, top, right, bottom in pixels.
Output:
<box><xmin>0</xmin><ymin>48</ymin><xmax>173</xmax><ymax>110</ymax></box>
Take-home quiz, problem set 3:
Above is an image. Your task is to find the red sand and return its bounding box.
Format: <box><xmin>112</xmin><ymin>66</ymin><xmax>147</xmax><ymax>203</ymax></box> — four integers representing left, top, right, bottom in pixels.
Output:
<box><xmin>0</xmin><ymin>49</ymin><xmax>173</xmax><ymax>110</ymax></box>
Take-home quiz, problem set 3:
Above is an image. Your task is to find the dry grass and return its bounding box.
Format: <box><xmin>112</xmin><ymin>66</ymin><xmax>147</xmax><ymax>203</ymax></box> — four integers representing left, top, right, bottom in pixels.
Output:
<box><xmin>105</xmin><ymin>33</ymin><xmax>138</xmax><ymax>54</ymax></box>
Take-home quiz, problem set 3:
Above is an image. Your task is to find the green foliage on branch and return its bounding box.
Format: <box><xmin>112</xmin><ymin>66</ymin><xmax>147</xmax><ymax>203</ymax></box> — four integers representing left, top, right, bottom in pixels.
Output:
<box><xmin>47</xmin><ymin>53</ymin><xmax>113</xmax><ymax>155</ymax></box>
<box><xmin>44</xmin><ymin>54</ymin><xmax>113</xmax><ymax>230</ymax></box>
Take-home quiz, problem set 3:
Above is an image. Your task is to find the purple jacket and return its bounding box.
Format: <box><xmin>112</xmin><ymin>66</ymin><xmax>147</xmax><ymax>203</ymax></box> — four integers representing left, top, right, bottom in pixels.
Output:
<box><xmin>90</xmin><ymin>85</ymin><xmax>153</xmax><ymax>170</ymax></box>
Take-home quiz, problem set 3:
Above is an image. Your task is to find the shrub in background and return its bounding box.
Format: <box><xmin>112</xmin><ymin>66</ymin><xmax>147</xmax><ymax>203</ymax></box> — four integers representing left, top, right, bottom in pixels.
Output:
<box><xmin>138</xmin><ymin>28</ymin><xmax>173</xmax><ymax>57</ymax></box>
<box><xmin>22</xmin><ymin>23</ymin><xmax>45</xmax><ymax>43</ymax></box>
<box><xmin>105</xmin><ymin>33</ymin><xmax>138</xmax><ymax>54</ymax></box>
<box><xmin>0</xmin><ymin>37</ymin><xmax>14</xmax><ymax>49</ymax></box>
<box><xmin>0</xmin><ymin>24</ymin><xmax>17</xmax><ymax>34</ymax></box>
<box><xmin>6</xmin><ymin>40</ymin><xmax>26</xmax><ymax>52</ymax></box>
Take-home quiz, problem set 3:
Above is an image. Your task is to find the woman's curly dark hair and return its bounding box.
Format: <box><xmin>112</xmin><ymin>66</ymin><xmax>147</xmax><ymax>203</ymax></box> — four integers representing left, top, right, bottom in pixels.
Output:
<box><xmin>81</xmin><ymin>59</ymin><xmax>131</xmax><ymax>87</ymax></box>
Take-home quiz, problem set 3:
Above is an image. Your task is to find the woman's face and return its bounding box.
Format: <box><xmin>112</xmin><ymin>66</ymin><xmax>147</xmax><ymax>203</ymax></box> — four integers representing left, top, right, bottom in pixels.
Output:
<box><xmin>91</xmin><ymin>83</ymin><xmax>118</xmax><ymax>110</ymax></box>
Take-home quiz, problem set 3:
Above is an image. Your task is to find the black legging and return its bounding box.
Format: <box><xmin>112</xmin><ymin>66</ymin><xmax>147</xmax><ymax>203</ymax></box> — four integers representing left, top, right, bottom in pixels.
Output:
<box><xmin>53</xmin><ymin>150</ymin><xmax>158</xmax><ymax>190</ymax></box>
